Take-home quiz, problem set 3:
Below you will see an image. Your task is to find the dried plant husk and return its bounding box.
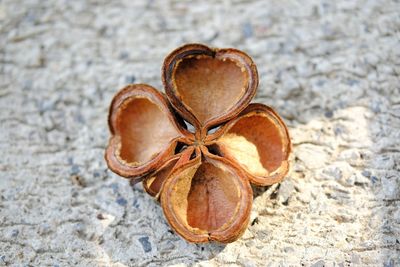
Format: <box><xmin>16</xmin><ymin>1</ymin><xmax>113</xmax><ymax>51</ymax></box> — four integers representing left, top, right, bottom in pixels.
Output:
<box><xmin>105</xmin><ymin>84</ymin><xmax>192</xmax><ymax>181</ymax></box>
<box><xmin>206</xmin><ymin>103</ymin><xmax>291</xmax><ymax>186</ymax></box>
<box><xmin>160</xmin><ymin>146</ymin><xmax>252</xmax><ymax>243</ymax></box>
<box><xmin>162</xmin><ymin>43</ymin><xmax>258</xmax><ymax>138</ymax></box>
<box><xmin>105</xmin><ymin>44</ymin><xmax>292</xmax><ymax>244</ymax></box>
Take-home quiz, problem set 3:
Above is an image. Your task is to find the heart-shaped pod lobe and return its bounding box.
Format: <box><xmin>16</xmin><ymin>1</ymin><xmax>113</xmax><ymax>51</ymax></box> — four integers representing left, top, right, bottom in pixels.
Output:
<box><xmin>160</xmin><ymin>147</ymin><xmax>252</xmax><ymax>243</ymax></box>
<box><xmin>162</xmin><ymin>44</ymin><xmax>258</xmax><ymax>138</ymax></box>
<box><xmin>209</xmin><ymin>103</ymin><xmax>291</xmax><ymax>186</ymax></box>
<box><xmin>105</xmin><ymin>84</ymin><xmax>191</xmax><ymax>180</ymax></box>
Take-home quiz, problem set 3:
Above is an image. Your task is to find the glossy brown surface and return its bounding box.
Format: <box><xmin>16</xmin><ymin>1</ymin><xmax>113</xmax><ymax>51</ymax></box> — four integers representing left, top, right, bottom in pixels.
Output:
<box><xmin>215</xmin><ymin>104</ymin><xmax>291</xmax><ymax>186</ymax></box>
<box><xmin>118</xmin><ymin>98</ymin><xmax>180</xmax><ymax>165</ymax></box>
<box><xmin>162</xmin><ymin>44</ymin><xmax>258</xmax><ymax>137</ymax></box>
<box><xmin>186</xmin><ymin>162</ymin><xmax>240</xmax><ymax>231</ymax></box>
<box><xmin>105</xmin><ymin>44</ymin><xmax>291</xmax><ymax>243</ymax></box>
<box><xmin>105</xmin><ymin>84</ymin><xmax>188</xmax><ymax>180</ymax></box>
<box><xmin>160</xmin><ymin>153</ymin><xmax>252</xmax><ymax>243</ymax></box>
<box><xmin>174</xmin><ymin>56</ymin><xmax>247</xmax><ymax>125</ymax></box>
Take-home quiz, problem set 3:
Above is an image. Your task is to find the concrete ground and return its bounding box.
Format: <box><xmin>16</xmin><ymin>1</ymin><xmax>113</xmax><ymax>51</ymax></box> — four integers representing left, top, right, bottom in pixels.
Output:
<box><xmin>0</xmin><ymin>0</ymin><xmax>399</xmax><ymax>266</ymax></box>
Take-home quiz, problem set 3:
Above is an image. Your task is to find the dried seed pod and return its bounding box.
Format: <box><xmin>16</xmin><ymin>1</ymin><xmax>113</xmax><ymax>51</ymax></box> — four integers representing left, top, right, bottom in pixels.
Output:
<box><xmin>105</xmin><ymin>44</ymin><xmax>291</xmax><ymax>243</ymax></box>
<box><xmin>162</xmin><ymin>44</ymin><xmax>258</xmax><ymax>138</ymax></box>
<box><xmin>160</xmin><ymin>147</ymin><xmax>252</xmax><ymax>243</ymax></box>
<box><xmin>207</xmin><ymin>104</ymin><xmax>291</xmax><ymax>186</ymax></box>
<box><xmin>105</xmin><ymin>84</ymin><xmax>191</xmax><ymax>180</ymax></box>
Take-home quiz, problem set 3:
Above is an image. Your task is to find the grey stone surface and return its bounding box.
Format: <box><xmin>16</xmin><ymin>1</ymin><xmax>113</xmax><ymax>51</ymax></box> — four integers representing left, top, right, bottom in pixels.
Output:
<box><xmin>0</xmin><ymin>0</ymin><xmax>399</xmax><ymax>266</ymax></box>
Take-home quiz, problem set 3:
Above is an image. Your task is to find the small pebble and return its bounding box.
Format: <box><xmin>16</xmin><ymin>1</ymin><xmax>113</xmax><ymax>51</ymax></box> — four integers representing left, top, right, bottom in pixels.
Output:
<box><xmin>119</xmin><ymin>51</ymin><xmax>129</xmax><ymax>60</ymax></box>
<box><xmin>316</xmin><ymin>79</ymin><xmax>325</xmax><ymax>86</ymax></box>
<box><xmin>125</xmin><ymin>75</ymin><xmax>136</xmax><ymax>84</ymax></box>
<box><xmin>242</xmin><ymin>22</ymin><xmax>253</xmax><ymax>39</ymax></box>
<box><xmin>362</xmin><ymin>170</ymin><xmax>371</xmax><ymax>177</ymax></box>
<box><xmin>138</xmin><ymin>236</ymin><xmax>152</xmax><ymax>253</ymax></box>
<box><xmin>311</xmin><ymin>260</ymin><xmax>325</xmax><ymax>267</ymax></box>
<box><xmin>116</xmin><ymin>197</ymin><xmax>127</xmax><ymax>206</ymax></box>
<box><xmin>324</xmin><ymin>110</ymin><xmax>334</xmax><ymax>118</ymax></box>
<box><xmin>70</xmin><ymin>164</ymin><xmax>80</xmax><ymax>175</ymax></box>
<box><xmin>278</xmin><ymin>179</ymin><xmax>295</xmax><ymax>204</ymax></box>
<box><xmin>110</xmin><ymin>183</ymin><xmax>119</xmax><ymax>194</ymax></box>
<box><xmin>384</xmin><ymin>259</ymin><xmax>394</xmax><ymax>267</ymax></box>
<box><xmin>11</xmin><ymin>229</ymin><xmax>19</xmax><ymax>237</ymax></box>
<box><xmin>283</xmin><ymin>247</ymin><xmax>294</xmax><ymax>253</ymax></box>
<box><xmin>133</xmin><ymin>199</ymin><xmax>140</xmax><ymax>208</ymax></box>
<box><xmin>347</xmin><ymin>79</ymin><xmax>359</xmax><ymax>86</ymax></box>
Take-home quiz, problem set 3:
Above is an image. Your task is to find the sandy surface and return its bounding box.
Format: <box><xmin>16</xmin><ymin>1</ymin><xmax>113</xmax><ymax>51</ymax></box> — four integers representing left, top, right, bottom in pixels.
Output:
<box><xmin>0</xmin><ymin>0</ymin><xmax>399</xmax><ymax>266</ymax></box>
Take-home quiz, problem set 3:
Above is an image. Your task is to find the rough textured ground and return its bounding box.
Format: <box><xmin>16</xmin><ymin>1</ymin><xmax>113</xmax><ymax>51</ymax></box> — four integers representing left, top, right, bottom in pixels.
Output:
<box><xmin>1</xmin><ymin>0</ymin><xmax>399</xmax><ymax>266</ymax></box>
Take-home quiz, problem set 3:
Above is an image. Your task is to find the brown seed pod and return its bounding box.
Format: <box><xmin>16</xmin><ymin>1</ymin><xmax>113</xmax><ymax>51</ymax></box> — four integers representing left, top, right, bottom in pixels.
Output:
<box><xmin>162</xmin><ymin>43</ymin><xmax>258</xmax><ymax>138</ymax></box>
<box><xmin>105</xmin><ymin>44</ymin><xmax>291</xmax><ymax>243</ymax></box>
<box><xmin>206</xmin><ymin>103</ymin><xmax>291</xmax><ymax>186</ymax></box>
<box><xmin>105</xmin><ymin>84</ymin><xmax>192</xmax><ymax>181</ymax></box>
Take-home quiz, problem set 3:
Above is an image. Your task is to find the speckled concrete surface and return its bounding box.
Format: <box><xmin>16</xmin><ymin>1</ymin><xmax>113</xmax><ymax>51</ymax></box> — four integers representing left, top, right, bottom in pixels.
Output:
<box><xmin>0</xmin><ymin>0</ymin><xmax>399</xmax><ymax>266</ymax></box>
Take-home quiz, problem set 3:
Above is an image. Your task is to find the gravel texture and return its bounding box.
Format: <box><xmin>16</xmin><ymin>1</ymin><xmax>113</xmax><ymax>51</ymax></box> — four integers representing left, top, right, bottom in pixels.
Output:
<box><xmin>0</xmin><ymin>0</ymin><xmax>399</xmax><ymax>266</ymax></box>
